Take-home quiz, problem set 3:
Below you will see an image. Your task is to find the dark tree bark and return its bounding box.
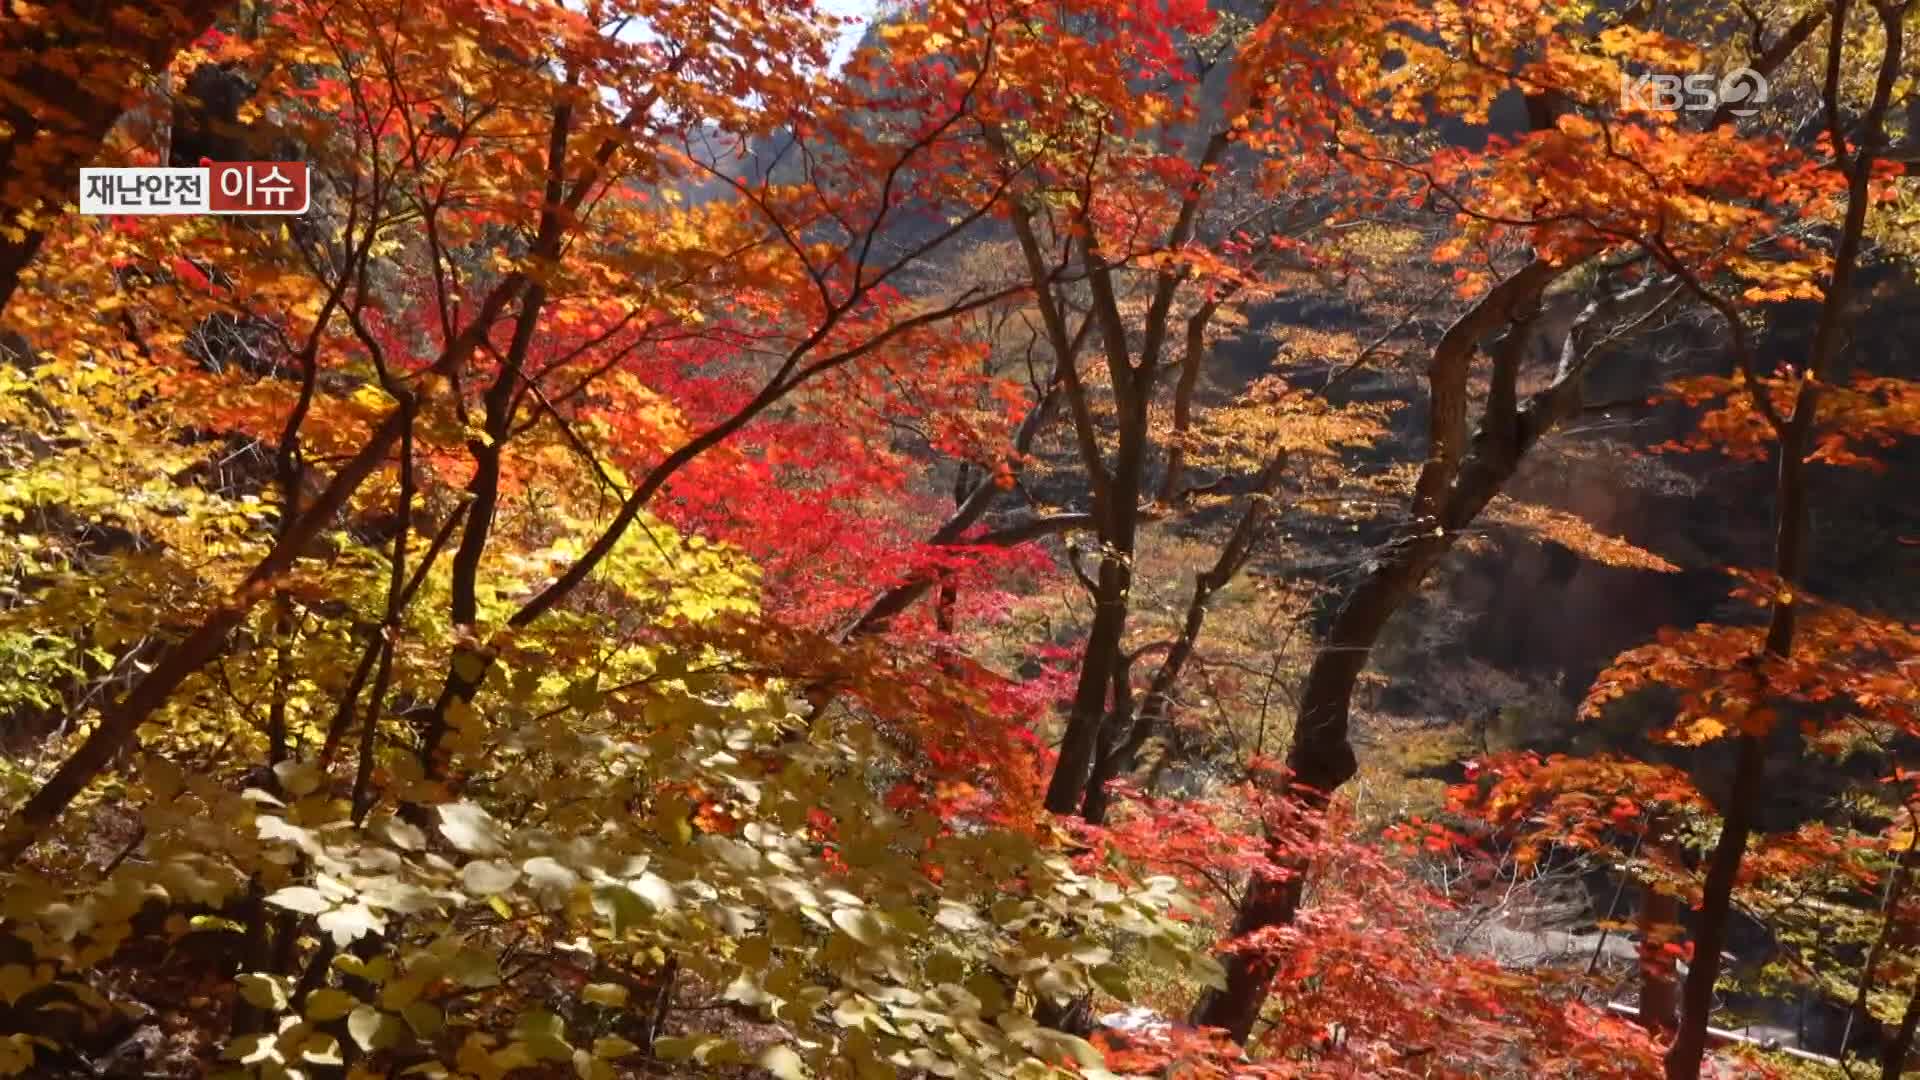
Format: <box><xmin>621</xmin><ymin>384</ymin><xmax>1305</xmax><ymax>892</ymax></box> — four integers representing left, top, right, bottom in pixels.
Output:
<box><xmin>996</xmin><ymin>198</ymin><xmax>1139</xmax><ymax>817</ymax></box>
<box><xmin>1156</xmin><ymin>302</ymin><xmax>1215</xmax><ymax>504</ymax></box>
<box><xmin>1187</xmin><ymin>527</ymin><xmax>1439</xmax><ymax>1040</ymax></box>
<box><xmin>1192</xmin><ymin>263</ymin><xmax>1680</xmax><ymax>1040</ymax></box>
<box><xmin>1665</xmin><ymin>731</ymin><xmax>1766</xmax><ymax>1077</ymax></box>
<box><xmin>1045</xmin><ymin>368</ymin><xmax>1147</xmax><ymax>814</ymax></box>
<box><xmin>1664</xmin><ymin>6</ymin><xmax>1903</xmax><ymax>1076</ymax></box>
<box><xmin>1082</xmin><ymin>451</ymin><xmax>1284</xmax><ymax>823</ymax></box>
<box><xmin>986</xmin><ymin>79</ymin><xmax>1270</xmax><ymax>818</ymax></box>
<box><xmin>1637</xmin><ymin>839</ymin><xmax>1681</xmax><ymax>1032</ymax></box>
<box><xmin>1190</xmin><ymin>261</ymin><xmax>1553</xmax><ymax>1039</ymax></box>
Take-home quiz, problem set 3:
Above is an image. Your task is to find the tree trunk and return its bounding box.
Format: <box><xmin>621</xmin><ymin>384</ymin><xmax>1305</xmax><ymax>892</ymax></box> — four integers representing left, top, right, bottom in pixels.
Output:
<box><xmin>1187</xmin><ymin>259</ymin><xmax>1685</xmax><ymax>1041</ymax></box>
<box><xmin>1045</xmin><ymin>549</ymin><xmax>1133</xmax><ymax>814</ymax></box>
<box><xmin>1156</xmin><ymin>304</ymin><xmax>1212</xmax><ymax>504</ymax></box>
<box><xmin>1637</xmin><ymin>880</ymin><xmax>1681</xmax><ymax>1032</ymax></box>
<box><xmin>1664</xmin><ymin>736</ymin><xmax>1767</xmax><ymax>1079</ymax></box>
<box><xmin>1665</xmin><ymin>7</ymin><xmax>1901</xmax><ymax>1075</ymax></box>
<box><xmin>1188</xmin><ymin>537</ymin><xmax>1434</xmax><ymax>1039</ymax></box>
<box><xmin>1079</xmin><ymin>675</ymin><xmax>1133</xmax><ymax>825</ymax></box>
<box><xmin>1043</xmin><ymin>262</ymin><xmax>1153</xmax><ymax>814</ymax></box>
<box><xmin>1083</xmin><ymin>451</ymin><xmax>1283</xmax><ymax>824</ymax></box>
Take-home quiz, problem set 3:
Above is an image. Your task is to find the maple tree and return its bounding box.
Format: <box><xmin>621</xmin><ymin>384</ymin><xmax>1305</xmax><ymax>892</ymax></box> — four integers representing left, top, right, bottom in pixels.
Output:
<box><xmin>0</xmin><ymin>0</ymin><xmax>1175</xmax><ymax>1073</ymax></box>
<box><xmin>1171</xmin><ymin>1</ymin><xmax>1920</xmax><ymax>1061</ymax></box>
<box><xmin>1</xmin><ymin>0</ymin><xmax>227</xmax><ymax>312</ymax></box>
<box><xmin>1474</xmin><ymin>3</ymin><xmax>1920</xmax><ymax>1077</ymax></box>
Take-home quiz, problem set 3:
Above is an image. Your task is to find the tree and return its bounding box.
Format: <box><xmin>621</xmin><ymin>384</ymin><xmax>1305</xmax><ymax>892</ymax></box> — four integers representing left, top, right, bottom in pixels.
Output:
<box><xmin>1193</xmin><ymin>0</ymin><xmax>1845</xmax><ymax>1042</ymax></box>
<box><xmin>1568</xmin><ymin>5</ymin><xmax>1916</xmax><ymax>1074</ymax></box>
<box><xmin>958</xmin><ymin>0</ymin><xmax>1382</xmax><ymax>821</ymax></box>
<box><xmin>0</xmin><ymin>1</ymin><xmax>1228</xmax><ymax>1073</ymax></box>
<box><xmin>1</xmin><ymin>0</ymin><xmax>228</xmax><ymax>312</ymax></box>
<box><xmin>3</xmin><ymin>0</ymin><xmax>1916</xmax><ymax>1075</ymax></box>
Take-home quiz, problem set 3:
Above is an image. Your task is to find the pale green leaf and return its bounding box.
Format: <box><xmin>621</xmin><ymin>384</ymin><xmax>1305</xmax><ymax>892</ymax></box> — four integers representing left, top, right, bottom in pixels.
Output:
<box><xmin>581</xmin><ymin>983</ymin><xmax>628</xmax><ymax>1007</ymax></box>
<box><xmin>438</xmin><ymin>801</ymin><xmax>508</xmax><ymax>856</ymax></box>
<box><xmin>759</xmin><ymin>1045</ymin><xmax>810</xmax><ymax>1080</ymax></box>
<box><xmin>263</xmin><ymin>886</ymin><xmax>331</xmax><ymax>916</ymax></box>
<box><xmin>460</xmin><ymin>859</ymin><xmax>521</xmax><ymax>897</ymax></box>
<box><xmin>304</xmin><ymin>989</ymin><xmax>356</xmax><ymax>1022</ymax></box>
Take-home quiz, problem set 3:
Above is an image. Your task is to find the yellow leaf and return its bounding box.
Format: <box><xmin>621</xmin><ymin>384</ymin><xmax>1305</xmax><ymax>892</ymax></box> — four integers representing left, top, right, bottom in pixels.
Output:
<box><xmin>582</xmin><ymin>983</ymin><xmax>629</xmax><ymax>1007</ymax></box>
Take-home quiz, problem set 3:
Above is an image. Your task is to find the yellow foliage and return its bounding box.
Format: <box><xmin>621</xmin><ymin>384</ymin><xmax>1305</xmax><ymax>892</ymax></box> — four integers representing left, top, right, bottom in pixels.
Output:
<box><xmin>1485</xmin><ymin>497</ymin><xmax>1682</xmax><ymax>574</ymax></box>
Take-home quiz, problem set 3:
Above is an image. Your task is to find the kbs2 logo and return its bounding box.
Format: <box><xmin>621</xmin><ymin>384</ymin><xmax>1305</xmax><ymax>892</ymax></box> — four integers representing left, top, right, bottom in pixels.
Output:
<box><xmin>1619</xmin><ymin>67</ymin><xmax>1769</xmax><ymax>116</ymax></box>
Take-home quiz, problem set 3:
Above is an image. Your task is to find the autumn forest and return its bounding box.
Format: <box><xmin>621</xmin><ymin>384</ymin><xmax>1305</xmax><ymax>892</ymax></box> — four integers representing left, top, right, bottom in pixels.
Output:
<box><xmin>1</xmin><ymin>0</ymin><xmax>1918</xmax><ymax>1076</ymax></box>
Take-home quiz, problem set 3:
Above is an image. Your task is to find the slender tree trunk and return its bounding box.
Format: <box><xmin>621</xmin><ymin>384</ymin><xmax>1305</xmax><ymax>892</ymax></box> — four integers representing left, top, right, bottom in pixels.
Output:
<box><xmin>1156</xmin><ymin>304</ymin><xmax>1212</xmax><ymax>504</ymax></box>
<box><xmin>0</xmin><ymin>404</ymin><xmax>412</xmax><ymax>865</ymax></box>
<box><xmin>1046</xmin><ymin>546</ymin><xmax>1134</xmax><ymax>813</ymax></box>
<box><xmin>1081</xmin><ymin>668</ymin><xmax>1135</xmax><ymax>825</ymax></box>
<box><xmin>1637</xmin><ymin>871</ymin><xmax>1681</xmax><ymax>1031</ymax></box>
<box><xmin>1084</xmin><ymin>451</ymin><xmax>1285</xmax><ymax>823</ymax></box>
<box><xmin>418</xmin><ymin>431</ymin><xmax>505</xmax><ymax>776</ymax></box>
<box><xmin>1664</xmin><ymin>466</ymin><xmax>1797</xmax><ymax>1079</ymax></box>
<box><xmin>1043</xmin><ymin>277</ymin><xmax>1153</xmax><ymax>813</ymax></box>
<box><xmin>1666</xmin><ymin>734</ymin><xmax>1767</xmax><ymax>1075</ymax></box>
<box><xmin>417</xmin><ymin>107</ymin><xmax>563</xmax><ymax>778</ymax></box>
<box><xmin>1189</xmin><ymin>538</ymin><xmax>1432</xmax><ymax>1039</ymax></box>
<box><xmin>1189</xmin><ymin>260</ymin><xmax>1685</xmax><ymax>1040</ymax></box>
<box><xmin>1665</xmin><ymin>6</ymin><xmax>1901</xmax><ymax>1075</ymax></box>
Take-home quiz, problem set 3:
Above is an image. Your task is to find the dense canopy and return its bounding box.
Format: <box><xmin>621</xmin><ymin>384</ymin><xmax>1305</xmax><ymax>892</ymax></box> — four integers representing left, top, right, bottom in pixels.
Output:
<box><xmin>2</xmin><ymin>0</ymin><xmax>1919</xmax><ymax>1077</ymax></box>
